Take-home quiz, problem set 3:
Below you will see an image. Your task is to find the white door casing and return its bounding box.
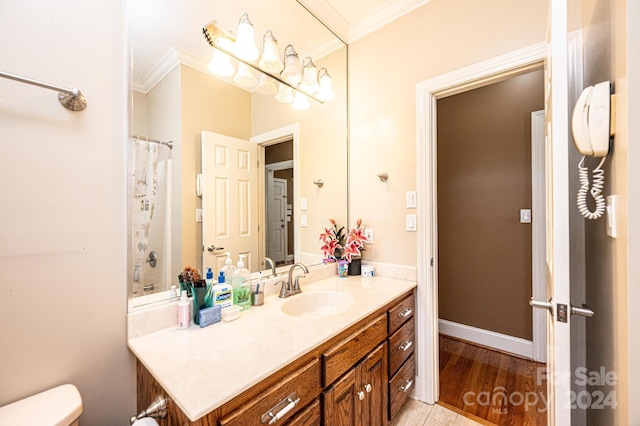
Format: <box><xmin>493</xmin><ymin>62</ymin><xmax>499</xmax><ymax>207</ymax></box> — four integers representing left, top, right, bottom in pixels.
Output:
<box><xmin>201</xmin><ymin>130</ymin><xmax>259</xmax><ymax>274</ymax></box>
<box><xmin>416</xmin><ymin>43</ymin><xmax>547</xmax><ymax>404</ymax></box>
<box><xmin>543</xmin><ymin>0</ymin><xmax>573</xmax><ymax>423</ymax></box>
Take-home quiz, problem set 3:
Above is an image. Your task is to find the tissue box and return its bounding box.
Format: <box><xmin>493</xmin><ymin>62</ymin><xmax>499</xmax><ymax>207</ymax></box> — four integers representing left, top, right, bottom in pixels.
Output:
<box><xmin>361</xmin><ymin>265</ymin><xmax>374</xmax><ymax>277</ymax></box>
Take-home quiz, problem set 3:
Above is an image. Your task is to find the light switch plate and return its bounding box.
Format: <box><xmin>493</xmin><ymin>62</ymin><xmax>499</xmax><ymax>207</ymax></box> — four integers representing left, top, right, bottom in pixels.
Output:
<box><xmin>364</xmin><ymin>228</ymin><xmax>374</xmax><ymax>244</ymax></box>
<box><xmin>406</xmin><ymin>214</ymin><xmax>417</xmax><ymax>232</ymax></box>
<box><xmin>606</xmin><ymin>195</ymin><xmax>617</xmax><ymax>238</ymax></box>
<box><xmin>406</xmin><ymin>191</ymin><xmax>417</xmax><ymax>209</ymax></box>
<box><xmin>520</xmin><ymin>209</ymin><xmax>532</xmax><ymax>223</ymax></box>
<box><xmin>301</xmin><ymin>214</ymin><xmax>307</xmax><ymax>227</ymax></box>
<box><xmin>196</xmin><ymin>208</ymin><xmax>203</xmax><ymax>223</ymax></box>
<box><xmin>300</xmin><ymin>197</ymin><xmax>307</xmax><ymax>211</ymax></box>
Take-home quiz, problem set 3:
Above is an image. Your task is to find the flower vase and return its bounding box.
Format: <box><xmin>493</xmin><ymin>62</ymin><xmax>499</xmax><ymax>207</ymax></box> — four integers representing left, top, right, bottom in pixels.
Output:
<box><xmin>348</xmin><ymin>257</ymin><xmax>362</xmax><ymax>276</ymax></box>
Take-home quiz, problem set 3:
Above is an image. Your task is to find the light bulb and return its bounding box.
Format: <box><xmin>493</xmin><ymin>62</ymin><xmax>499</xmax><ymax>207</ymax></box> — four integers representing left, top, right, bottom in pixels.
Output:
<box><xmin>234</xmin><ymin>13</ymin><xmax>259</xmax><ymax>61</ymax></box>
<box><xmin>259</xmin><ymin>30</ymin><xmax>284</xmax><ymax>74</ymax></box>
<box><xmin>317</xmin><ymin>68</ymin><xmax>335</xmax><ymax>101</ymax></box>
<box><xmin>275</xmin><ymin>84</ymin><xmax>294</xmax><ymax>103</ymax></box>
<box><xmin>233</xmin><ymin>63</ymin><xmax>258</xmax><ymax>88</ymax></box>
<box><xmin>299</xmin><ymin>57</ymin><xmax>319</xmax><ymax>94</ymax></box>
<box><xmin>256</xmin><ymin>74</ymin><xmax>277</xmax><ymax>96</ymax></box>
<box><xmin>292</xmin><ymin>91</ymin><xmax>310</xmax><ymax>110</ymax></box>
<box><xmin>280</xmin><ymin>44</ymin><xmax>301</xmax><ymax>85</ymax></box>
<box><xmin>208</xmin><ymin>49</ymin><xmax>235</xmax><ymax>77</ymax></box>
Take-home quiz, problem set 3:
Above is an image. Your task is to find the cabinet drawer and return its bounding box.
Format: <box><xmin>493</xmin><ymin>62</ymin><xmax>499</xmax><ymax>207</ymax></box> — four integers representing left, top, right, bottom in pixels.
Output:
<box><xmin>323</xmin><ymin>314</ymin><xmax>387</xmax><ymax>387</ymax></box>
<box><xmin>387</xmin><ymin>293</ymin><xmax>415</xmax><ymax>335</ymax></box>
<box><xmin>285</xmin><ymin>399</ymin><xmax>320</xmax><ymax>426</ymax></box>
<box><xmin>388</xmin><ymin>353</ymin><xmax>415</xmax><ymax>420</ymax></box>
<box><xmin>220</xmin><ymin>359</ymin><xmax>321</xmax><ymax>426</ymax></box>
<box><xmin>388</xmin><ymin>319</ymin><xmax>415</xmax><ymax>376</ymax></box>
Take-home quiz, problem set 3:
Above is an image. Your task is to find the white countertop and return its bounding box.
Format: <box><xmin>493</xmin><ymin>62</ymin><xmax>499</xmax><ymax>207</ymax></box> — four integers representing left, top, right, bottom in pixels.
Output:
<box><xmin>127</xmin><ymin>275</ymin><xmax>417</xmax><ymax>421</ymax></box>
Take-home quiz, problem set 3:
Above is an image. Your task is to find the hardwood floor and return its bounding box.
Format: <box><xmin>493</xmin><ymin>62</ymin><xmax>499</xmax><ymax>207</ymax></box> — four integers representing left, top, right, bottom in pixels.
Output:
<box><xmin>439</xmin><ymin>335</ymin><xmax>547</xmax><ymax>425</ymax></box>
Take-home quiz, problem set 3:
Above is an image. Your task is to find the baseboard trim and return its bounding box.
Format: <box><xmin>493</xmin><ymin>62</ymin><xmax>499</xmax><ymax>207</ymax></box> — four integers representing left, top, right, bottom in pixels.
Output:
<box><xmin>438</xmin><ymin>319</ymin><xmax>533</xmax><ymax>359</ymax></box>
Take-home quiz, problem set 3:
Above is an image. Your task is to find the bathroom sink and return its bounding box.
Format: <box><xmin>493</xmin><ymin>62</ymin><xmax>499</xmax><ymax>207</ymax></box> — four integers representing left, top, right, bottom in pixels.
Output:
<box><xmin>281</xmin><ymin>291</ymin><xmax>355</xmax><ymax>318</ymax></box>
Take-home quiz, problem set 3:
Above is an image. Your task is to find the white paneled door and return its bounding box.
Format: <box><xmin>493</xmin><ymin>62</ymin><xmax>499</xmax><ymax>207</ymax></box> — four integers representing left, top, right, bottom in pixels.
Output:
<box><xmin>201</xmin><ymin>130</ymin><xmax>259</xmax><ymax>274</ymax></box>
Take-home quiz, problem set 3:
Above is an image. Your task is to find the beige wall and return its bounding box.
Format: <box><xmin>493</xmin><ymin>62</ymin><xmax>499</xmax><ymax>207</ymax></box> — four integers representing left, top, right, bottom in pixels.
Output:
<box><xmin>0</xmin><ymin>0</ymin><xmax>135</xmax><ymax>424</ymax></box>
<box><xmin>252</xmin><ymin>48</ymin><xmax>349</xmax><ymax>258</ymax></box>
<box><xmin>349</xmin><ymin>0</ymin><xmax>547</xmax><ymax>266</ymax></box>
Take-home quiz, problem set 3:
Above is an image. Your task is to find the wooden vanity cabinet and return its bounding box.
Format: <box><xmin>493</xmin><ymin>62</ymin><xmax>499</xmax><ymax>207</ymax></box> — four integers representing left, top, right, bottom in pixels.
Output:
<box><xmin>135</xmin><ymin>288</ymin><xmax>416</xmax><ymax>426</ymax></box>
<box><xmin>386</xmin><ymin>293</ymin><xmax>416</xmax><ymax>422</ymax></box>
<box><xmin>323</xmin><ymin>343</ymin><xmax>387</xmax><ymax>426</ymax></box>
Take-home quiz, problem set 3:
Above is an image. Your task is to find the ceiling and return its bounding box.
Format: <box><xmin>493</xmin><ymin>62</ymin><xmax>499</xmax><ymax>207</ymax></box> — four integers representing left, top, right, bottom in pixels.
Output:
<box><xmin>129</xmin><ymin>0</ymin><xmax>430</xmax><ymax>91</ymax></box>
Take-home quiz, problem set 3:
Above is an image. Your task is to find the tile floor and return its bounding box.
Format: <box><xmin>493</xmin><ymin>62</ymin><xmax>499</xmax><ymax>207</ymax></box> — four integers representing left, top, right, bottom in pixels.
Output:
<box><xmin>391</xmin><ymin>398</ymin><xmax>486</xmax><ymax>426</ymax></box>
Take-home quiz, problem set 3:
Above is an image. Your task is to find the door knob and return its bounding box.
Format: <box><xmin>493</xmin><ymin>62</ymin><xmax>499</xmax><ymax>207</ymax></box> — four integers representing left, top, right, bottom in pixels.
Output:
<box><xmin>206</xmin><ymin>245</ymin><xmax>224</xmax><ymax>252</ymax></box>
<box><xmin>571</xmin><ymin>304</ymin><xmax>595</xmax><ymax>317</ymax></box>
<box><xmin>529</xmin><ymin>297</ymin><xmax>553</xmax><ymax>312</ymax></box>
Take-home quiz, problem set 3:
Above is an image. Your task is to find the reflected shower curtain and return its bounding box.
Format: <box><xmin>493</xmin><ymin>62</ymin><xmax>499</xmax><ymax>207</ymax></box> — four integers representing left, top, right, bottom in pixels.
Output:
<box><xmin>132</xmin><ymin>138</ymin><xmax>159</xmax><ymax>289</ymax></box>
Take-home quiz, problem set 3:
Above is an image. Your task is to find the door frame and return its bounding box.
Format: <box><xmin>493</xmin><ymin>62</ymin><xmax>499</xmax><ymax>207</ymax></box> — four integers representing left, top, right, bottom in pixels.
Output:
<box><xmin>252</xmin><ymin>124</ymin><xmax>300</xmax><ymax>266</ymax></box>
<box><xmin>415</xmin><ymin>42</ymin><xmax>547</xmax><ymax>404</ymax></box>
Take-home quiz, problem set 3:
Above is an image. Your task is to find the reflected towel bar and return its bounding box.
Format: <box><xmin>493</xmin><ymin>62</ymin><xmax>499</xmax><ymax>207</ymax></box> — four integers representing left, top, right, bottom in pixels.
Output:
<box><xmin>133</xmin><ymin>134</ymin><xmax>174</xmax><ymax>150</ymax></box>
<box><xmin>0</xmin><ymin>70</ymin><xmax>87</xmax><ymax>111</ymax></box>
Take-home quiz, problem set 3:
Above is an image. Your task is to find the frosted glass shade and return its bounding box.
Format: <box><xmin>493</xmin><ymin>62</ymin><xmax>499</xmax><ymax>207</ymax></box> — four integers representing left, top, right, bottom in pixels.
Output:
<box><xmin>233</xmin><ymin>63</ymin><xmax>258</xmax><ymax>88</ymax></box>
<box><xmin>208</xmin><ymin>49</ymin><xmax>235</xmax><ymax>77</ymax></box>
<box><xmin>292</xmin><ymin>91</ymin><xmax>310</xmax><ymax>110</ymax></box>
<box><xmin>259</xmin><ymin>30</ymin><xmax>284</xmax><ymax>74</ymax></box>
<box><xmin>235</xmin><ymin>14</ymin><xmax>259</xmax><ymax>61</ymax></box>
<box><xmin>275</xmin><ymin>83</ymin><xmax>294</xmax><ymax>103</ymax></box>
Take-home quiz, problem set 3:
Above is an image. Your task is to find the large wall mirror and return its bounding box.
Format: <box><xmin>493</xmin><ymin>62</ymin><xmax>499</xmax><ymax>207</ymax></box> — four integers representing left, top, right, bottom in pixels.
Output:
<box><xmin>128</xmin><ymin>0</ymin><xmax>348</xmax><ymax>308</ymax></box>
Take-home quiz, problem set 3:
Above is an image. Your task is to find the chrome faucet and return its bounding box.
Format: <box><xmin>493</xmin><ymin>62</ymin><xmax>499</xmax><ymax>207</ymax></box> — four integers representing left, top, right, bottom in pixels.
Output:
<box><xmin>264</xmin><ymin>257</ymin><xmax>277</xmax><ymax>278</ymax></box>
<box><xmin>278</xmin><ymin>263</ymin><xmax>309</xmax><ymax>298</ymax></box>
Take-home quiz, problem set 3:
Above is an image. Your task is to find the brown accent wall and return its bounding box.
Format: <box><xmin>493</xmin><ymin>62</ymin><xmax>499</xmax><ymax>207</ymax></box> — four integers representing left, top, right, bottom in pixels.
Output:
<box><xmin>436</xmin><ymin>69</ymin><xmax>544</xmax><ymax>341</ymax></box>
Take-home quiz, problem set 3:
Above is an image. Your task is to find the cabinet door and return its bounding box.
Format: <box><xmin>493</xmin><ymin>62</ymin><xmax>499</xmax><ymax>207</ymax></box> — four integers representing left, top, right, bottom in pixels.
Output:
<box><xmin>286</xmin><ymin>399</ymin><xmax>321</xmax><ymax>426</ymax></box>
<box><xmin>358</xmin><ymin>343</ymin><xmax>388</xmax><ymax>426</ymax></box>
<box><xmin>323</xmin><ymin>368</ymin><xmax>359</xmax><ymax>426</ymax></box>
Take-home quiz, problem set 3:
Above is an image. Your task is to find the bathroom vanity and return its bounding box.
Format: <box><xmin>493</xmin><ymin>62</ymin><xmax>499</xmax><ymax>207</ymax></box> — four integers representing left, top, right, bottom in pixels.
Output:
<box><xmin>129</xmin><ymin>275</ymin><xmax>417</xmax><ymax>425</ymax></box>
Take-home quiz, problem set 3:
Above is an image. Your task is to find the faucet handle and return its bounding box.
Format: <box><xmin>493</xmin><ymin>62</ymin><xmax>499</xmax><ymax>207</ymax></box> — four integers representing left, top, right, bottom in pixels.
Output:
<box><xmin>292</xmin><ymin>275</ymin><xmax>305</xmax><ymax>294</ymax></box>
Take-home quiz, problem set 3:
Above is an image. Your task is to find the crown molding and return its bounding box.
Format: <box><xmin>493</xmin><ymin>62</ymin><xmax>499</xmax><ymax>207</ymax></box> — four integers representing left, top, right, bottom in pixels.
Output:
<box><xmin>297</xmin><ymin>0</ymin><xmax>350</xmax><ymax>43</ymax></box>
<box><xmin>349</xmin><ymin>0</ymin><xmax>432</xmax><ymax>42</ymax></box>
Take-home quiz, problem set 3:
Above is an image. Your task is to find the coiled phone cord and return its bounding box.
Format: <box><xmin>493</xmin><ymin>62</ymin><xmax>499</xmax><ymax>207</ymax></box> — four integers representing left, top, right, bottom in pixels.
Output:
<box><xmin>577</xmin><ymin>156</ymin><xmax>606</xmax><ymax>219</ymax></box>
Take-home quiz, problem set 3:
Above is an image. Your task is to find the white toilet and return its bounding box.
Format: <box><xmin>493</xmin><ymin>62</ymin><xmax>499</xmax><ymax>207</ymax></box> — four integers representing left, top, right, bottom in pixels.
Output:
<box><xmin>0</xmin><ymin>384</ymin><xmax>82</xmax><ymax>425</ymax></box>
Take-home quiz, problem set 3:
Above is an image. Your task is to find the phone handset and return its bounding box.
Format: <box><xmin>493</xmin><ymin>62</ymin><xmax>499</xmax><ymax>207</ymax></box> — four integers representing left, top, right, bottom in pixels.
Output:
<box><xmin>571</xmin><ymin>81</ymin><xmax>614</xmax><ymax>219</ymax></box>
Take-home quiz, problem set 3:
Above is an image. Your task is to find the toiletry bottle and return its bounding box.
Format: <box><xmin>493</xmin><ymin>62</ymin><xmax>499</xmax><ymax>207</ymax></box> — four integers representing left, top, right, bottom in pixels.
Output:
<box><xmin>211</xmin><ymin>270</ymin><xmax>233</xmax><ymax>308</ymax></box>
<box><xmin>204</xmin><ymin>267</ymin><xmax>214</xmax><ymax>307</ymax></box>
<box><xmin>231</xmin><ymin>255</ymin><xmax>251</xmax><ymax>310</ymax></box>
<box><xmin>220</xmin><ymin>252</ymin><xmax>236</xmax><ymax>284</ymax></box>
<box><xmin>177</xmin><ymin>290</ymin><xmax>190</xmax><ymax>329</ymax></box>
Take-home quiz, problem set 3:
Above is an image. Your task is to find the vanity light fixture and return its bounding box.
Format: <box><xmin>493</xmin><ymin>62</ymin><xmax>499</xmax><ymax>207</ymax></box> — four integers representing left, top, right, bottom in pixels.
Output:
<box><xmin>281</xmin><ymin>45</ymin><xmax>301</xmax><ymax>86</ymax></box>
<box><xmin>234</xmin><ymin>13</ymin><xmax>260</xmax><ymax>61</ymax></box>
<box><xmin>259</xmin><ymin>30</ymin><xmax>284</xmax><ymax>74</ymax></box>
<box><xmin>299</xmin><ymin>57</ymin><xmax>319</xmax><ymax>94</ymax></box>
<box><xmin>202</xmin><ymin>16</ymin><xmax>333</xmax><ymax>110</ymax></box>
<box><xmin>234</xmin><ymin>62</ymin><xmax>258</xmax><ymax>88</ymax></box>
<box><xmin>292</xmin><ymin>91</ymin><xmax>310</xmax><ymax>110</ymax></box>
<box><xmin>317</xmin><ymin>68</ymin><xmax>335</xmax><ymax>101</ymax></box>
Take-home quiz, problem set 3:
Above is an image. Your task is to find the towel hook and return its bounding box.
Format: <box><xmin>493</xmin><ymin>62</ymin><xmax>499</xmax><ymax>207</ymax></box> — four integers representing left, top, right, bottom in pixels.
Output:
<box><xmin>377</xmin><ymin>172</ymin><xmax>389</xmax><ymax>182</ymax></box>
<box><xmin>313</xmin><ymin>179</ymin><xmax>324</xmax><ymax>188</ymax></box>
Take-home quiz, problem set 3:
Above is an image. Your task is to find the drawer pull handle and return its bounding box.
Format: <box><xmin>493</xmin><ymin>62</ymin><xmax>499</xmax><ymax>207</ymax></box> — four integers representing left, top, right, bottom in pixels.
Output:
<box><xmin>398</xmin><ymin>340</ymin><xmax>413</xmax><ymax>352</ymax></box>
<box><xmin>400</xmin><ymin>379</ymin><xmax>414</xmax><ymax>393</ymax></box>
<box><xmin>365</xmin><ymin>383</ymin><xmax>372</xmax><ymax>393</ymax></box>
<box><xmin>261</xmin><ymin>392</ymin><xmax>300</xmax><ymax>424</ymax></box>
<box><xmin>358</xmin><ymin>391</ymin><xmax>365</xmax><ymax>401</ymax></box>
<box><xmin>398</xmin><ymin>308</ymin><xmax>413</xmax><ymax>318</ymax></box>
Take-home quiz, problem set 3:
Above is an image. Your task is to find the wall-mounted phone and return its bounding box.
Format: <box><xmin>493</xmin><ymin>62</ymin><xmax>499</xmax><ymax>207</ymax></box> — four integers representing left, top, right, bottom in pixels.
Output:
<box><xmin>571</xmin><ymin>81</ymin><xmax>615</xmax><ymax>219</ymax></box>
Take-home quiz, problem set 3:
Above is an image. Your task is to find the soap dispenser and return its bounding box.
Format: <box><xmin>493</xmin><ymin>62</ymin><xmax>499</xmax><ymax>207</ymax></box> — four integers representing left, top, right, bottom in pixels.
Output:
<box><xmin>231</xmin><ymin>255</ymin><xmax>251</xmax><ymax>310</ymax></box>
<box><xmin>220</xmin><ymin>252</ymin><xmax>236</xmax><ymax>285</ymax></box>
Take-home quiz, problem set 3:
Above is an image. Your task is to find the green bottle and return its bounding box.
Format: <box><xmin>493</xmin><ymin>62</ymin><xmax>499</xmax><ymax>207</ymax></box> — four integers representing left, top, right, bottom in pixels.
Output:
<box><xmin>231</xmin><ymin>255</ymin><xmax>251</xmax><ymax>311</ymax></box>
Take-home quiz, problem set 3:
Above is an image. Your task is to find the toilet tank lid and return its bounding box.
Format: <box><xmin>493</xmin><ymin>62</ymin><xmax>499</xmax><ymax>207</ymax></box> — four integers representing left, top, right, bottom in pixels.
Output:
<box><xmin>0</xmin><ymin>384</ymin><xmax>83</xmax><ymax>425</ymax></box>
